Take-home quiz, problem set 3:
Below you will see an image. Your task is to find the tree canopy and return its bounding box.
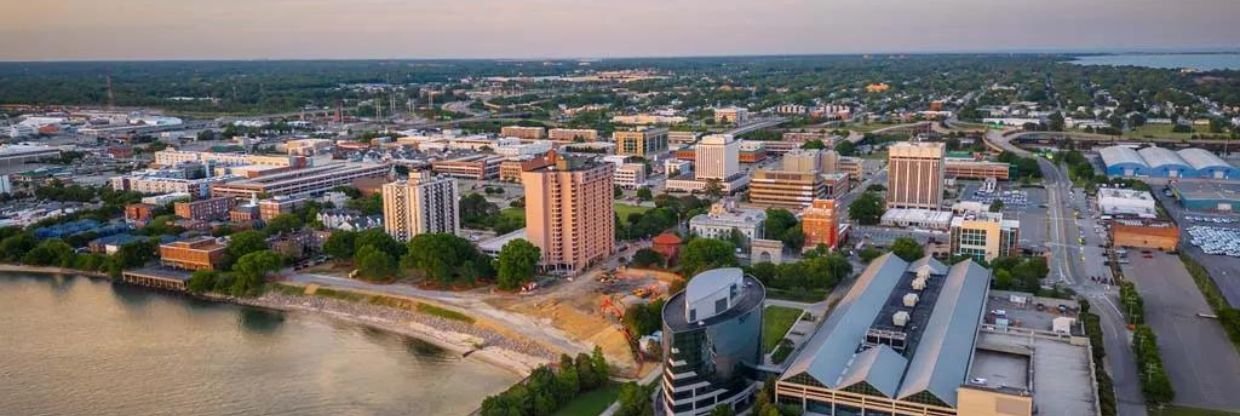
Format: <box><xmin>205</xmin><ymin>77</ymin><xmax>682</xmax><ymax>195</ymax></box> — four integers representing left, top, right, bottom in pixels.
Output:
<box><xmin>680</xmin><ymin>238</ymin><xmax>738</xmax><ymax>278</ymax></box>
<box><xmin>496</xmin><ymin>239</ymin><xmax>540</xmax><ymax>290</ymax></box>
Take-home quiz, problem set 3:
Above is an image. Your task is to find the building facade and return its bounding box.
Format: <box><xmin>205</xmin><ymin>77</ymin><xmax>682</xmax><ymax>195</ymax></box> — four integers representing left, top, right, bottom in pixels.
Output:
<box><xmin>888</xmin><ymin>142</ymin><xmax>945</xmax><ymax>210</ymax></box>
<box><xmin>949</xmin><ymin>212</ymin><xmax>1020</xmax><ymax>262</ymax></box>
<box><xmin>174</xmin><ymin>197</ymin><xmax>235</xmax><ymax>221</ymax></box>
<box><xmin>696</xmin><ymin>134</ymin><xmax>740</xmax><ymax>181</ymax></box>
<box><xmin>614</xmin><ymin>163</ymin><xmax>647</xmax><ymax>190</ymax></box>
<box><xmin>662</xmin><ymin>268</ymin><xmax>765</xmax><ymax>416</ymax></box>
<box><xmin>382</xmin><ymin>171</ymin><xmax>460</xmax><ymax>242</ymax></box>
<box><xmin>521</xmin><ymin>157</ymin><xmax>615</xmax><ymax>273</ymax></box>
<box><xmin>209</xmin><ymin>163</ymin><xmax>389</xmax><ymax>198</ymax></box>
<box><xmin>501</xmin><ymin>125</ymin><xmax>547</xmax><ymax>140</ymax></box>
<box><xmin>159</xmin><ymin>237</ymin><xmax>227</xmax><ymax>271</ymax></box>
<box><xmin>548</xmin><ymin>128</ymin><xmax>598</xmax><ymax>142</ymax></box>
<box><xmin>615</xmin><ymin>127</ymin><xmax>669</xmax><ymax>157</ymax></box>
<box><xmin>802</xmin><ymin>199</ymin><xmax>840</xmax><ymax>251</ymax></box>
<box><xmin>689</xmin><ymin>200</ymin><xmax>766</xmax><ymax>248</ymax></box>
<box><xmin>430</xmin><ymin>154</ymin><xmax>504</xmax><ymax>180</ymax></box>
<box><xmin>748</xmin><ymin>170</ymin><xmax>823</xmax><ymax>209</ymax></box>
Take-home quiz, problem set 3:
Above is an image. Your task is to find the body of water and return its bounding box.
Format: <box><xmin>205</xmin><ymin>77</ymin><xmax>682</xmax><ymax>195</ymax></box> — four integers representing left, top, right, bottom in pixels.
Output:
<box><xmin>0</xmin><ymin>273</ymin><xmax>519</xmax><ymax>416</ymax></box>
<box><xmin>1070</xmin><ymin>53</ymin><xmax>1240</xmax><ymax>71</ymax></box>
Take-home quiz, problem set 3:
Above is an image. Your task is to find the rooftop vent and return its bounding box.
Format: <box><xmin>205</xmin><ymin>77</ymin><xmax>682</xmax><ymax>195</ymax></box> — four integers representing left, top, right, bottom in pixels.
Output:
<box><xmin>893</xmin><ymin>311</ymin><xmax>910</xmax><ymax>327</ymax></box>
<box><xmin>903</xmin><ymin>293</ymin><xmax>920</xmax><ymax>307</ymax></box>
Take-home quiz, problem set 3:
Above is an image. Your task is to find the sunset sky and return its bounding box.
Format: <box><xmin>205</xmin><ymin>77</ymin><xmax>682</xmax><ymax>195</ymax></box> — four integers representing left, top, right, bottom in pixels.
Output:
<box><xmin>1</xmin><ymin>0</ymin><xmax>1237</xmax><ymax>60</ymax></box>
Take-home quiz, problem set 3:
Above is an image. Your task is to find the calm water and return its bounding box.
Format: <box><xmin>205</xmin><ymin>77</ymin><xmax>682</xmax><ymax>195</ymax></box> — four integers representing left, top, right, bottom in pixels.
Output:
<box><xmin>1070</xmin><ymin>53</ymin><xmax>1240</xmax><ymax>71</ymax></box>
<box><xmin>0</xmin><ymin>273</ymin><xmax>519</xmax><ymax>416</ymax></box>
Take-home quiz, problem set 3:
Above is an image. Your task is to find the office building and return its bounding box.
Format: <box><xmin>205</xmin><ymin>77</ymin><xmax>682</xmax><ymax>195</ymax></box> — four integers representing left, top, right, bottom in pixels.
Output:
<box><xmin>501</xmin><ymin>125</ymin><xmax>547</xmax><ymax>140</ymax></box>
<box><xmin>174</xmin><ymin>197</ymin><xmax>235</xmax><ymax>221</ymax></box>
<box><xmin>738</xmin><ymin>141</ymin><xmax>767</xmax><ymax>164</ymax></box>
<box><xmin>888</xmin><ymin>142</ymin><xmax>946</xmax><ymax>210</ymax></box>
<box><xmin>945</xmin><ymin>159</ymin><xmax>1011</xmax><ymax>181</ymax></box>
<box><xmin>714</xmin><ymin>107</ymin><xmax>749</xmax><ymax>124</ymax></box>
<box><xmin>210</xmin><ymin>163</ymin><xmax>388</xmax><ymax>199</ymax></box>
<box><xmin>614</xmin><ymin>163</ymin><xmax>647</xmax><ymax>190</ymax></box>
<box><xmin>881</xmin><ymin>208</ymin><xmax>955</xmax><ymax>231</ymax></box>
<box><xmin>822</xmin><ymin>173</ymin><xmax>850</xmax><ymax>199</ymax></box>
<box><xmin>689</xmin><ymin>199</ymin><xmax>765</xmax><ymax>248</ymax></box>
<box><xmin>696</xmin><ymin>134</ymin><xmax>740</xmax><ymax>181</ymax></box>
<box><xmin>124</xmin><ymin>203</ymin><xmax>156</xmax><ymax>224</ymax></box>
<box><xmin>665</xmin><ymin>160</ymin><xmax>692</xmax><ymax>177</ymax></box>
<box><xmin>802</xmin><ymin>199</ymin><xmax>841</xmax><ymax>251</ymax></box>
<box><xmin>662</xmin><ymin>268</ymin><xmax>765</xmax><ymax>416</ymax></box>
<box><xmin>949</xmin><ymin>212</ymin><xmax>1020</xmax><ymax>262</ymax></box>
<box><xmin>112</xmin><ymin>174</ymin><xmax>232</xmax><ymax>198</ymax></box>
<box><xmin>382</xmin><ymin>171</ymin><xmax>460</xmax><ymax>242</ymax></box>
<box><xmin>154</xmin><ymin>150</ymin><xmax>302</xmax><ymax>169</ymax></box>
<box><xmin>431</xmin><ymin>154</ymin><xmax>504</xmax><ymax>180</ymax></box>
<box><xmin>667</xmin><ymin>131</ymin><xmax>701</xmax><ymax>146</ymax></box>
<box><xmin>776</xmin><ymin>254</ymin><xmax>1097</xmax><ymax>416</ymax></box>
<box><xmin>749</xmin><ymin>170</ymin><xmax>824</xmax><ymax>209</ymax></box>
<box><xmin>521</xmin><ymin>157</ymin><xmax>615</xmax><ymax>273</ymax></box>
<box><xmin>548</xmin><ymin>128</ymin><xmax>599</xmax><ymax>142</ymax></box>
<box><xmin>494</xmin><ymin>139</ymin><xmax>554</xmax><ymax>157</ymax></box>
<box><xmin>615</xmin><ymin>127</ymin><xmax>669</xmax><ymax>157</ymax></box>
<box><xmin>1098</xmin><ymin>188</ymin><xmax>1157</xmax><ymax>218</ymax></box>
<box><xmin>782</xmin><ymin>149</ymin><xmax>826</xmax><ymax>173</ymax></box>
<box><xmin>159</xmin><ymin>236</ymin><xmax>228</xmax><ymax>271</ymax></box>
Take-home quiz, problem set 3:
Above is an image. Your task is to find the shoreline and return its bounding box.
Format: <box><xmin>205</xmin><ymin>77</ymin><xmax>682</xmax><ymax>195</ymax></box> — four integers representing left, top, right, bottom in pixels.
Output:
<box><xmin>0</xmin><ymin>266</ymin><xmax>549</xmax><ymax>378</ymax></box>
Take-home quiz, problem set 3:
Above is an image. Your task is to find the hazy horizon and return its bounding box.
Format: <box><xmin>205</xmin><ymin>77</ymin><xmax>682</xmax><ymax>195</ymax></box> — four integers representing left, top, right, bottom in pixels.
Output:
<box><xmin>2</xmin><ymin>0</ymin><xmax>1238</xmax><ymax>61</ymax></box>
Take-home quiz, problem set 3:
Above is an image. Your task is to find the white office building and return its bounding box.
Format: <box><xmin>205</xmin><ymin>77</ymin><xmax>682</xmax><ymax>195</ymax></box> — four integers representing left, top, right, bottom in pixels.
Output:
<box><xmin>695</xmin><ymin>134</ymin><xmax>740</xmax><ymax>181</ymax></box>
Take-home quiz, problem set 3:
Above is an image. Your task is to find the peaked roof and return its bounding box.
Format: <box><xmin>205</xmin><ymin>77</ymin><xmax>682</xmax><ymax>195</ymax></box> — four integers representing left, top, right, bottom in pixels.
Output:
<box><xmin>779</xmin><ymin>253</ymin><xmax>909</xmax><ymax>386</ymax></box>
<box><xmin>836</xmin><ymin>345</ymin><xmax>908</xmax><ymax>398</ymax></box>
<box><xmin>896</xmin><ymin>259</ymin><xmax>991</xmax><ymax>406</ymax></box>
<box><xmin>907</xmin><ymin>255</ymin><xmax>948</xmax><ymax>276</ymax></box>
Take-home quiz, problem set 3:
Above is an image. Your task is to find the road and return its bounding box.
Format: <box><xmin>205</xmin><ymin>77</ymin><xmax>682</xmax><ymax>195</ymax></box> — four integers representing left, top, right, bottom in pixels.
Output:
<box><xmin>1039</xmin><ymin>159</ymin><xmax>1147</xmax><ymax>416</ymax></box>
<box><xmin>724</xmin><ymin>118</ymin><xmax>785</xmax><ymax>136</ymax></box>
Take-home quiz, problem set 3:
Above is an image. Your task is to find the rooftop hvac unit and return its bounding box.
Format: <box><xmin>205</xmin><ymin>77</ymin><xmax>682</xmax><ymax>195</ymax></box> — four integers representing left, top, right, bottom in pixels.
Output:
<box><xmin>916</xmin><ymin>268</ymin><xmax>931</xmax><ymax>280</ymax></box>
<box><xmin>903</xmin><ymin>293</ymin><xmax>920</xmax><ymax>307</ymax></box>
<box><xmin>893</xmin><ymin>311</ymin><xmax>910</xmax><ymax>327</ymax></box>
<box><xmin>912</xmin><ymin>277</ymin><xmax>927</xmax><ymax>291</ymax></box>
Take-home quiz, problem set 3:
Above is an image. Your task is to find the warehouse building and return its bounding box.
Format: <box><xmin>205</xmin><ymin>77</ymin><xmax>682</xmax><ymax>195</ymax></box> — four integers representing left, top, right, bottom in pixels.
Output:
<box><xmin>1099</xmin><ymin>145</ymin><xmax>1240</xmax><ymax>179</ymax></box>
<box><xmin>1171</xmin><ymin>181</ymin><xmax>1240</xmax><ymax>212</ymax></box>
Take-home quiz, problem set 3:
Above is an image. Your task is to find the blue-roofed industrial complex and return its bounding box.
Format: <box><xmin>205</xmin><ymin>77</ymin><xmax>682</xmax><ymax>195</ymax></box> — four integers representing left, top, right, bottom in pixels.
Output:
<box><xmin>1099</xmin><ymin>145</ymin><xmax>1240</xmax><ymax>180</ymax></box>
<box><xmin>773</xmin><ymin>255</ymin><xmax>1098</xmax><ymax>416</ymax></box>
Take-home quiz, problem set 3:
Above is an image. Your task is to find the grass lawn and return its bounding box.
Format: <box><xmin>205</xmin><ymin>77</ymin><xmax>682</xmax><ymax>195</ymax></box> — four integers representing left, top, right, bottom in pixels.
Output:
<box><xmin>613</xmin><ymin>203</ymin><xmax>651</xmax><ymax>219</ymax></box>
<box><xmin>762</xmin><ymin>306</ymin><xmax>804</xmax><ymax>353</ymax></box>
<box><xmin>552</xmin><ymin>383</ymin><xmax>621</xmax><ymax>416</ymax></box>
<box><xmin>500</xmin><ymin>207</ymin><xmax>524</xmax><ymax>221</ymax></box>
<box><xmin>1150</xmin><ymin>406</ymin><xmax>1240</xmax><ymax>416</ymax></box>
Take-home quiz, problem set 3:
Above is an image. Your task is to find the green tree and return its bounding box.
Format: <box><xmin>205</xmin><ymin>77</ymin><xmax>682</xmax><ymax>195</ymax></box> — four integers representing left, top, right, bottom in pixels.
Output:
<box><xmin>990</xmin><ymin>199</ymin><xmax>1005</xmax><ymax>212</ymax></box>
<box><xmin>228</xmin><ymin>230</ymin><xmax>268</xmax><ymax>260</ymax></box>
<box><xmin>591</xmin><ymin>345</ymin><xmax>609</xmax><ymax>382</ymax></box>
<box><xmin>187</xmin><ymin>270</ymin><xmax>219</xmax><ymax>294</ymax></box>
<box><xmin>849</xmin><ymin>191</ymin><xmax>885</xmax><ymax>225</ymax></box>
<box><xmin>264</xmin><ymin>213</ymin><xmax>303</xmax><ymax>235</ymax></box>
<box><xmin>801</xmin><ymin>139</ymin><xmax>826</xmax><ymax>150</ymax></box>
<box><xmin>710</xmin><ymin>406</ymin><xmax>736</xmax><ymax>416</ymax></box>
<box><xmin>231</xmin><ymin>250</ymin><xmax>282</xmax><ymax>296</ymax></box>
<box><xmin>636</xmin><ymin>187</ymin><xmax>653</xmax><ymax>202</ymax></box>
<box><xmin>23</xmin><ymin>239</ymin><xmax>75</xmax><ymax>267</ymax></box>
<box><xmin>355</xmin><ymin>228</ymin><xmax>405</xmax><ymax>259</ymax></box>
<box><xmin>680</xmin><ymin>238</ymin><xmax>738</xmax><ymax>278</ymax></box>
<box><xmin>763</xmin><ymin>208</ymin><xmax>798</xmax><ymax>241</ymax></box>
<box><xmin>496</xmin><ymin>239</ymin><xmax>541</xmax><ymax>290</ymax></box>
<box><xmin>0</xmin><ymin>232</ymin><xmax>37</xmax><ymax>262</ymax></box>
<box><xmin>355</xmin><ymin>246</ymin><xmax>398</xmax><ymax>282</ymax></box>
<box><xmin>615</xmin><ymin>382</ymin><xmax>652</xmax><ymax>416</ymax></box>
<box><xmin>323</xmin><ymin>230</ymin><xmax>357</xmax><ymax>260</ymax></box>
<box><xmin>834</xmin><ymin>140</ymin><xmax>857</xmax><ymax>156</ymax></box>
<box><xmin>629</xmin><ymin>248</ymin><xmax>665</xmax><ymax>268</ymax></box>
<box><xmin>1048</xmin><ymin>111</ymin><xmax>1066</xmax><ymax>131</ymax></box>
<box><xmin>890</xmin><ymin>237</ymin><xmax>924</xmax><ymax>261</ymax></box>
<box><xmin>403</xmin><ymin>233</ymin><xmax>492</xmax><ymax>284</ymax></box>
<box><xmin>703</xmin><ymin>179</ymin><xmax>725</xmax><ymax>199</ymax></box>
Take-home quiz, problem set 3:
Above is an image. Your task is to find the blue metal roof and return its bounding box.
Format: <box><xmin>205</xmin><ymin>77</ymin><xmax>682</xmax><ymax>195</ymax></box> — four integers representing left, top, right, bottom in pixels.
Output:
<box><xmin>1098</xmin><ymin>146</ymin><xmax>1146</xmax><ymax>168</ymax></box>
<box><xmin>1137</xmin><ymin>146</ymin><xmax>1191</xmax><ymax>170</ymax></box>
<box><xmin>1178</xmin><ymin>148</ymin><xmax>1233</xmax><ymax>171</ymax></box>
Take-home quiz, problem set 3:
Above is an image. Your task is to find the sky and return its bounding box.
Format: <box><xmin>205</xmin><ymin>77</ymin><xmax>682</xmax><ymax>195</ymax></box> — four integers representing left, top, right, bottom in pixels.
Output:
<box><xmin>1</xmin><ymin>0</ymin><xmax>1238</xmax><ymax>61</ymax></box>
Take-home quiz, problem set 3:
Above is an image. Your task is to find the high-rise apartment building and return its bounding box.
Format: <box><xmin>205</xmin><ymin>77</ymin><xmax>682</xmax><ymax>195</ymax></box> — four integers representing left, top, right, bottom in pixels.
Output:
<box><xmin>802</xmin><ymin>199</ymin><xmax>840</xmax><ymax>251</ymax></box>
<box><xmin>382</xmin><ymin>171</ymin><xmax>460</xmax><ymax>242</ymax></box>
<box><xmin>695</xmin><ymin>134</ymin><xmax>740</xmax><ymax>181</ymax></box>
<box><xmin>887</xmin><ymin>142</ymin><xmax>946</xmax><ymax>210</ymax></box>
<box><xmin>521</xmin><ymin>157</ymin><xmax>615</xmax><ymax>273</ymax></box>
<box><xmin>614</xmin><ymin>127</ymin><xmax>669</xmax><ymax>157</ymax></box>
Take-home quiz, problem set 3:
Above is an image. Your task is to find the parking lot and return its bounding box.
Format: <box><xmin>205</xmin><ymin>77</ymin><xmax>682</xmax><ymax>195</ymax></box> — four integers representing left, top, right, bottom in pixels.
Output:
<box><xmin>1122</xmin><ymin>251</ymin><xmax>1240</xmax><ymax>411</ymax></box>
<box><xmin>1151</xmin><ymin>189</ymin><xmax>1240</xmax><ymax>305</ymax></box>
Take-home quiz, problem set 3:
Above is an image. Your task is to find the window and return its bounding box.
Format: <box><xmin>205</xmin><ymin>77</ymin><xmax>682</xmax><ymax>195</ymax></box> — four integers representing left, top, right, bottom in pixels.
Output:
<box><xmin>715</xmin><ymin>297</ymin><xmax>728</xmax><ymax>315</ymax></box>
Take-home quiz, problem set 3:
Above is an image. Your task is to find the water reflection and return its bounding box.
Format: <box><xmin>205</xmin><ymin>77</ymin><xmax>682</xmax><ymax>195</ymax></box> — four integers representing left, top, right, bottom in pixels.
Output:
<box><xmin>109</xmin><ymin>280</ymin><xmax>156</xmax><ymax>307</ymax></box>
<box><xmin>238</xmin><ymin>308</ymin><xmax>285</xmax><ymax>334</ymax></box>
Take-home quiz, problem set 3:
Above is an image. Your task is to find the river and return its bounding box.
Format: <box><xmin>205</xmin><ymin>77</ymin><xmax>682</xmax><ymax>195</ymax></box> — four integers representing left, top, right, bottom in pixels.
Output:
<box><xmin>0</xmin><ymin>273</ymin><xmax>519</xmax><ymax>416</ymax></box>
<box><xmin>1070</xmin><ymin>53</ymin><xmax>1240</xmax><ymax>71</ymax></box>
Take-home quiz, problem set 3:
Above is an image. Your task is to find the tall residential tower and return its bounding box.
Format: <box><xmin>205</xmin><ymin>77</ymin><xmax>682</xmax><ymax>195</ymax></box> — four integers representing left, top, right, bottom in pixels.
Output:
<box><xmin>382</xmin><ymin>170</ymin><xmax>460</xmax><ymax>242</ymax></box>
<box><xmin>521</xmin><ymin>156</ymin><xmax>615</xmax><ymax>273</ymax></box>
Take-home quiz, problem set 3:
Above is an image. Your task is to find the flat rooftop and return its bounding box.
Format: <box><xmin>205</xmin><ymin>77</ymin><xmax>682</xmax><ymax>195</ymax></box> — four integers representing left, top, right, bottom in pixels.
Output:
<box><xmin>971</xmin><ymin>331</ymin><xmax>1095</xmax><ymax>416</ymax></box>
<box><xmin>1173</xmin><ymin>181</ymin><xmax>1240</xmax><ymax>202</ymax></box>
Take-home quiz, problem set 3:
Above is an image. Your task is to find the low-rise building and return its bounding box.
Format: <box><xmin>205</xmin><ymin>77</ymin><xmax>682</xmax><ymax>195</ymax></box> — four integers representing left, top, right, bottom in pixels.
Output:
<box><xmin>950</xmin><ymin>211</ymin><xmax>1020</xmax><ymax>262</ymax></box>
<box><xmin>1112</xmin><ymin>220</ymin><xmax>1179</xmax><ymax>251</ymax></box>
<box><xmin>174</xmin><ymin>197</ymin><xmax>235</xmax><ymax>221</ymax></box>
<box><xmin>802</xmin><ymin>199</ymin><xmax>841</xmax><ymax>251</ymax></box>
<box><xmin>822</xmin><ymin>172</ymin><xmax>851</xmax><ymax>200</ymax></box>
<box><xmin>124</xmin><ymin>203</ymin><xmax>156</xmax><ymax>224</ymax></box>
<box><xmin>664</xmin><ymin>159</ymin><xmax>692</xmax><ymax>177</ymax></box>
<box><xmin>209</xmin><ymin>163</ymin><xmax>388</xmax><ymax>198</ymax></box>
<box><xmin>259</xmin><ymin>196</ymin><xmax>306</xmax><ymax>221</ymax></box>
<box><xmin>430</xmin><ymin>154</ymin><xmax>504</xmax><ymax>180</ymax></box>
<box><xmin>1098</xmin><ymin>188</ymin><xmax>1156</xmax><ymax>218</ymax></box>
<box><xmin>881</xmin><ymin>208</ymin><xmax>955</xmax><ymax>230</ymax></box>
<box><xmin>614</xmin><ymin>127</ymin><xmax>669</xmax><ymax>157</ymax></box>
<box><xmin>714</xmin><ymin>106</ymin><xmax>749</xmax><ymax>124</ymax></box>
<box><xmin>548</xmin><ymin>128</ymin><xmax>598</xmax><ymax>142</ymax></box>
<box><xmin>667</xmin><ymin>131</ymin><xmax>700</xmax><ymax>146</ymax></box>
<box><xmin>945</xmin><ymin>159</ymin><xmax>1011</xmax><ymax>181</ymax></box>
<box><xmin>494</xmin><ymin>139</ymin><xmax>554</xmax><ymax>157</ymax></box>
<box><xmin>159</xmin><ymin>237</ymin><xmax>227</xmax><ymax>271</ymax></box>
<box><xmin>689</xmin><ymin>199</ymin><xmax>765</xmax><ymax>248</ymax></box>
<box><xmin>500</xmin><ymin>125</ymin><xmax>546</xmax><ymax>140</ymax></box>
<box><xmin>614</xmin><ymin>163</ymin><xmax>647</xmax><ymax>189</ymax></box>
